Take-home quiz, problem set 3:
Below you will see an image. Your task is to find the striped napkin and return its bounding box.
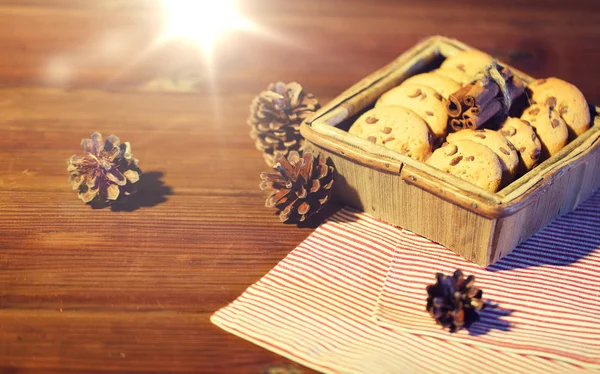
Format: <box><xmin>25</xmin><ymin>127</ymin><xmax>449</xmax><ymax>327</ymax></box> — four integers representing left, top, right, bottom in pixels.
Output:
<box><xmin>212</xmin><ymin>193</ymin><xmax>600</xmax><ymax>373</ymax></box>
<box><xmin>374</xmin><ymin>206</ymin><xmax>600</xmax><ymax>368</ymax></box>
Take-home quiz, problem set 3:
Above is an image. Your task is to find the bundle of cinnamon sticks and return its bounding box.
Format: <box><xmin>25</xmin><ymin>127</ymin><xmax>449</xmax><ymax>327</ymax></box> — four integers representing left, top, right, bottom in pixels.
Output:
<box><xmin>446</xmin><ymin>64</ymin><xmax>525</xmax><ymax>131</ymax></box>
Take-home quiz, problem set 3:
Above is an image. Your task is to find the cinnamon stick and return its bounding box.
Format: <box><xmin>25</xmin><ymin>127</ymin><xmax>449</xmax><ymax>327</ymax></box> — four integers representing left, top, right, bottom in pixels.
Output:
<box><xmin>463</xmin><ymin>68</ymin><xmax>514</xmax><ymax>109</ymax></box>
<box><xmin>463</xmin><ymin>80</ymin><xmax>499</xmax><ymax>109</ymax></box>
<box><xmin>507</xmin><ymin>75</ymin><xmax>526</xmax><ymax>101</ymax></box>
<box><xmin>464</xmin><ymin>99</ymin><xmax>503</xmax><ymax>129</ymax></box>
<box><xmin>462</xmin><ymin>106</ymin><xmax>480</xmax><ymax>119</ymax></box>
<box><xmin>446</xmin><ymin>65</ymin><xmax>526</xmax><ymax>130</ymax></box>
<box><xmin>446</xmin><ymin>85</ymin><xmax>473</xmax><ymax>118</ymax></box>
<box><xmin>450</xmin><ymin>118</ymin><xmax>466</xmax><ymax>132</ymax></box>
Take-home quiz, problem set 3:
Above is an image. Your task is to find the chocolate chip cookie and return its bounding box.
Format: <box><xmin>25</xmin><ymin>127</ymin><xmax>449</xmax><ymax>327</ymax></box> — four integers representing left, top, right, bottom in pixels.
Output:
<box><xmin>400</xmin><ymin>72</ymin><xmax>462</xmax><ymax>99</ymax></box>
<box><xmin>521</xmin><ymin>103</ymin><xmax>569</xmax><ymax>159</ymax></box>
<box><xmin>426</xmin><ymin>139</ymin><xmax>503</xmax><ymax>192</ymax></box>
<box><xmin>446</xmin><ymin>129</ymin><xmax>519</xmax><ymax>187</ymax></box>
<box><xmin>375</xmin><ymin>83</ymin><xmax>449</xmax><ymax>141</ymax></box>
<box><xmin>439</xmin><ymin>50</ymin><xmax>495</xmax><ymax>85</ymax></box>
<box><xmin>348</xmin><ymin>106</ymin><xmax>433</xmax><ymax>161</ymax></box>
<box><xmin>432</xmin><ymin>68</ymin><xmax>471</xmax><ymax>87</ymax></box>
<box><xmin>498</xmin><ymin>117</ymin><xmax>542</xmax><ymax>174</ymax></box>
<box><xmin>528</xmin><ymin>77</ymin><xmax>590</xmax><ymax>139</ymax></box>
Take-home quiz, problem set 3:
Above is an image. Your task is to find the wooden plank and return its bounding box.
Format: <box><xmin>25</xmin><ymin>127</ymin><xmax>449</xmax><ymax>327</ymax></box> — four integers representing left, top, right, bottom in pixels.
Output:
<box><xmin>1</xmin><ymin>0</ymin><xmax>600</xmax><ymax>372</ymax></box>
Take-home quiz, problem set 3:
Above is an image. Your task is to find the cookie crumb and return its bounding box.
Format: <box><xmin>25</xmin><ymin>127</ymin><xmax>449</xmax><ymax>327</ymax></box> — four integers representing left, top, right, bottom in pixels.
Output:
<box><xmin>420</xmin><ymin>92</ymin><xmax>427</xmax><ymax>101</ymax></box>
<box><xmin>456</xmin><ymin>64</ymin><xmax>466</xmax><ymax>72</ymax></box>
<box><xmin>475</xmin><ymin>134</ymin><xmax>486</xmax><ymax>139</ymax></box>
<box><xmin>383</xmin><ymin>136</ymin><xmax>395</xmax><ymax>144</ymax></box>
<box><xmin>433</xmin><ymin>92</ymin><xmax>443</xmax><ymax>101</ymax></box>
<box><xmin>519</xmin><ymin>146</ymin><xmax>527</xmax><ymax>153</ymax></box>
<box><xmin>366</xmin><ymin>117</ymin><xmax>379</xmax><ymax>124</ymax></box>
<box><xmin>500</xmin><ymin>147</ymin><xmax>510</xmax><ymax>155</ymax></box>
<box><xmin>528</xmin><ymin>108</ymin><xmax>540</xmax><ymax>116</ymax></box>
<box><xmin>368</xmin><ymin>136</ymin><xmax>377</xmax><ymax>143</ymax></box>
<box><xmin>465</xmin><ymin>156</ymin><xmax>475</xmax><ymax>161</ymax></box>
<box><xmin>381</xmin><ymin>127</ymin><xmax>392</xmax><ymax>134</ymax></box>
<box><xmin>551</xmin><ymin>119</ymin><xmax>560</xmax><ymax>128</ymax></box>
<box><xmin>425</xmin><ymin>111</ymin><xmax>434</xmax><ymax>116</ymax></box>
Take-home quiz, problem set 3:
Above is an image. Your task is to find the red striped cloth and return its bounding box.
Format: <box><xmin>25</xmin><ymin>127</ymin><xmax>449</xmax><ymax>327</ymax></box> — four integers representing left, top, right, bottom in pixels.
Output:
<box><xmin>211</xmin><ymin>193</ymin><xmax>600</xmax><ymax>373</ymax></box>
<box><xmin>374</xmin><ymin>195</ymin><xmax>600</xmax><ymax>369</ymax></box>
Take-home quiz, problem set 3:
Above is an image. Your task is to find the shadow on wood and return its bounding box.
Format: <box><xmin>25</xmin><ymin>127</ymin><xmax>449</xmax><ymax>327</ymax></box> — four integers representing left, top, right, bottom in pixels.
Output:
<box><xmin>90</xmin><ymin>171</ymin><xmax>173</xmax><ymax>212</ymax></box>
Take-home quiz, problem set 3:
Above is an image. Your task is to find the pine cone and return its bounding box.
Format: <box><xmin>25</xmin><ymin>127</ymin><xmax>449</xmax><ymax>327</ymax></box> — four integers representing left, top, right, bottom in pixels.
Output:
<box><xmin>426</xmin><ymin>269</ymin><xmax>485</xmax><ymax>332</ymax></box>
<box><xmin>249</xmin><ymin>82</ymin><xmax>320</xmax><ymax>166</ymax></box>
<box><xmin>260</xmin><ymin>150</ymin><xmax>334</xmax><ymax>223</ymax></box>
<box><xmin>67</xmin><ymin>132</ymin><xmax>141</xmax><ymax>204</ymax></box>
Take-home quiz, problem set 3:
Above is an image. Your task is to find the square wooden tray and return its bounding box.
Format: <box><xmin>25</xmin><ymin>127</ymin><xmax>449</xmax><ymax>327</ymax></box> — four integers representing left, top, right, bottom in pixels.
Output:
<box><xmin>301</xmin><ymin>35</ymin><xmax>600</xmax><ymax>266</ymax></box>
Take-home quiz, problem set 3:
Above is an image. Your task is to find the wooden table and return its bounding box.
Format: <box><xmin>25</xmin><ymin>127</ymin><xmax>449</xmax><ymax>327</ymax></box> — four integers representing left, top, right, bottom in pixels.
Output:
<box><xmin>1</xmin><ymin>1</ymin><xmax>599</xmax><ymax>372</ymax></box>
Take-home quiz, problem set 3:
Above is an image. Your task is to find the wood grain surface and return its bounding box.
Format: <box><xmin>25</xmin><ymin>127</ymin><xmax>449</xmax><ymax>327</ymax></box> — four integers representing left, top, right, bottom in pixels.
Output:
<box><xmin>1</xmin><ymin>0</ymin><xmax>600</xmax><ymax>373</ymax></box>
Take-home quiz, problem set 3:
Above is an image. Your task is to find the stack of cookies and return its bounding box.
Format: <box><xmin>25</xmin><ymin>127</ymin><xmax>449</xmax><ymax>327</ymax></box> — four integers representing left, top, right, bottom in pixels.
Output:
<box><xmin>348</xmin><ymin>50</ymin><xmax>592</xmax><ymax>192</ymax></box>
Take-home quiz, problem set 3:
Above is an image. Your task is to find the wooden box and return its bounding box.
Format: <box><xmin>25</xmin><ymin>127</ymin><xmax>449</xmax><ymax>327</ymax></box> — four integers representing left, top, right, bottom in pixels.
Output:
<box><xmin>301</xmin><ymin>36</ymin><xmax>600</xmax><ymax>267</ymax></box>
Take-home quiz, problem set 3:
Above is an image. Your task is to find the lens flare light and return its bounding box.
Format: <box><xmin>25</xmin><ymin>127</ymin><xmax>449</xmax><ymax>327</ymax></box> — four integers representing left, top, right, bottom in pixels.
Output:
<box><xmin>160</xmin><ymin>0</ymin><xmax>254</xmax><ymax>54</ymax></box>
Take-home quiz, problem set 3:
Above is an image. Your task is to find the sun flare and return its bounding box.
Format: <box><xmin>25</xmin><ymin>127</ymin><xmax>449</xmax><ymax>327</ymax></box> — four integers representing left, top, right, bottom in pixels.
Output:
<box><xmin>160</xmin><ymin>0</ymin><xmax>254</xmax><ymax>53</ymax></box>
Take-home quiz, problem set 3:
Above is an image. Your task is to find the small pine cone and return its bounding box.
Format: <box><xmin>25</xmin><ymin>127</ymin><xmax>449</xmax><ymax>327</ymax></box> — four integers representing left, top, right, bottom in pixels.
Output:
<box><xmin>67</xmin><ymin>132</ymin><xmax>141</xmax><ymax>204</ymax></box>
<box><xmin>426</xmin><ymin>269</ymin><xmax>485</xmax><ymax>332</ymax></box>
<box><xmin>260</xmin><ymin>150</ymin><xmax>334</xmax><ymax>223</ymax></box>
<box><xmin>248</xmin><ymin>82</ymin><xmax>320</xmax><ymax>166</ymax></box>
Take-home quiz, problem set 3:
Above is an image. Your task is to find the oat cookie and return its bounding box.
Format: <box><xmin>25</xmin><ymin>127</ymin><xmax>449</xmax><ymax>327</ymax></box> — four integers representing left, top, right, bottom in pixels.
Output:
<box><xmin>446</xmin><ymin>128</ymin><xmax>519</xmax><ymax>187</ymax></box>
<box><xmin>528</xmin><ymin>77</ymin><xmax>590</xmax><ymax>138</ymax></box>
<box><xmin>348</xmin><ymin>106</ymin><xmax>433</xmax><ymax>161</ymax></box>
<box><xmin>520</xmin><ymin>103</ymin><xmax>569</xmax><ymax>159</ymax></box>
<box><xmin>375</xmin><ymin>83</ymin><xmax>449</xmax><ymax>141</ymax></box>
<box><xmin>439</xmin><ymin>50</ymin><xmax>495</xmax><ymax>84</ymax></box>
<box><xmin>426</xmin><ymin>139</ymin><xmax>503</xmax><ymax>192</ymax></box>
<box><xmin>498</xmin><ymin>117</ymin><xmax>542</xmax><ymax>174</ymax></box>
<box><xmin>400</xmin><ymin>72</ymin><xmax>462</xmax><ymax>99</ymax></box>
